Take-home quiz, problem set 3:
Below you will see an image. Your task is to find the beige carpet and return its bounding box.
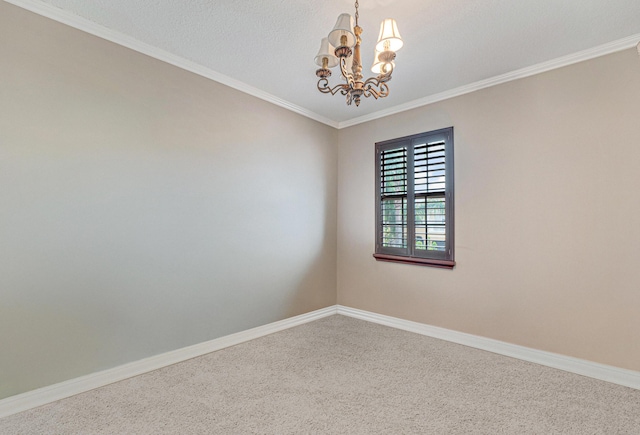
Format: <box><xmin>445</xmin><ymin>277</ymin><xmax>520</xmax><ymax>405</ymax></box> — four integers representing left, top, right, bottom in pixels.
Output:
<box><xmin>1</xmin><ymin>315</ymin><xmax>639</xmax><ymax>434</ymax></box>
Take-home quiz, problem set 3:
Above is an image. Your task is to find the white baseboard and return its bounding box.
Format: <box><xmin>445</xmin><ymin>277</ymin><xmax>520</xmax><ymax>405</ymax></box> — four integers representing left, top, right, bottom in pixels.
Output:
<box><xmin>0</xmin><ymin>306</ymin><xmax>337</xmax><ymax>418</ymax></box>
<box><xmin>3</xmin><ymin>304</ymin><xmax>638</xmax><ymax>419</ymax></box>
<box><xmin>337</xmin><ymin>305</ymin><xmax>640</xmax><ymax>391</ymax></box>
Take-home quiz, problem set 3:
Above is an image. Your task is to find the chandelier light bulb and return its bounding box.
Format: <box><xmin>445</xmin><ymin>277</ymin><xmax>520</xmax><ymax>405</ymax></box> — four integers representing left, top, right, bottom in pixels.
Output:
<box><xmin>376</xmin><ymin>18</ymin><xmax>403</xmax><ymax>53</ymax></box>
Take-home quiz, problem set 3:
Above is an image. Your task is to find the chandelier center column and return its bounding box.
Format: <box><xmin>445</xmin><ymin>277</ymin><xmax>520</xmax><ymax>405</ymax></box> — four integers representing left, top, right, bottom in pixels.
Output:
<box><xmin>353</xmin><ymin>25</ymin><xmax>363</xmax><ymax>82</ymax></box>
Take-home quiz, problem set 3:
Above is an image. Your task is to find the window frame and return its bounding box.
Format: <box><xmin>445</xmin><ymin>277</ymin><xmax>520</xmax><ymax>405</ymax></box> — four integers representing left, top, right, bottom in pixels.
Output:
<box><xmin>373</xmin><ymin>127</ymin><xmax>455</xmax><ymax>269</ymax></box>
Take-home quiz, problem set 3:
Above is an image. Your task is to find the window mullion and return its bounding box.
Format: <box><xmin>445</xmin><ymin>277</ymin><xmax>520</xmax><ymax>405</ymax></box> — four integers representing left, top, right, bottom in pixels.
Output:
<box><xmin>406</xmin><ymin>143</ymin><xmax>415</xmax><ymax>256</ymax></box>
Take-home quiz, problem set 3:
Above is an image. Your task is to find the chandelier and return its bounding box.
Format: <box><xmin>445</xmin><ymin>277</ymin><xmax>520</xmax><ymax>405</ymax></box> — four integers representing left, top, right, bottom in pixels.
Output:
<box><xmin>314</xmin><ymin>0</ymin><xmax>403</xmax><ymax>107</ymax></box>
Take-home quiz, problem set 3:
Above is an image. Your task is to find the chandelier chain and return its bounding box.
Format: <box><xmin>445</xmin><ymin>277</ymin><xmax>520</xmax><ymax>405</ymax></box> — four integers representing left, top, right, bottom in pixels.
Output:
<box><xmin>354</xmin><ymin>0</ymin><xmax>359</xmax><ymax>26</ymax></box>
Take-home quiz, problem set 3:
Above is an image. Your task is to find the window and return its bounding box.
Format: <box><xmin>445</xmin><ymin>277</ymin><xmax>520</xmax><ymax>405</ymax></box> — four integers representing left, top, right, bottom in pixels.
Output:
<box><xmin>374</xmin><ymin>127</ymin><xmax>455</xmax><ymax>269</ymax></box>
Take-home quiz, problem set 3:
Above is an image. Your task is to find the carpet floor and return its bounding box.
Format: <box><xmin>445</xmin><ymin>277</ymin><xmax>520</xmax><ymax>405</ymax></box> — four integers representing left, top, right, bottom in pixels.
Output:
<box><xmin>1</xmin><ymin>315</ymin><xmax>639</xmax><ymax>434</ymax></box>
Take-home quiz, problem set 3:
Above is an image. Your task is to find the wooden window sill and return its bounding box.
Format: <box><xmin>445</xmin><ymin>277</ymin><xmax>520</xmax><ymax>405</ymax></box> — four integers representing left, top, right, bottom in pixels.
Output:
<box><xmin>373</xmin><ymin>253</ymin><xmax>455</xmax><ymax>269</ymax></box>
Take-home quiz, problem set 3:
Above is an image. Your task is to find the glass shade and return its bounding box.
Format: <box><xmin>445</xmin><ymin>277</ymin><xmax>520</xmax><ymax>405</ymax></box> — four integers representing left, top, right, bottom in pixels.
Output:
<box><xmin>371</xmin><ymin>50</ymin><xmax>395</xmax><ymax>74</ymax></box>
<box><xmin>314</xmin><ymin>38</ymin><xmax>339</xmax><ymax>68</ymax></box>
<box><xmin>328</xmin><ymin>13</ymin><xmax>356</xmax><ymax>48</ymax></box>
<box><xmin>375</xmin><ymin>18</ymin><xmax>403</xmax><ymax>52</ymax></box>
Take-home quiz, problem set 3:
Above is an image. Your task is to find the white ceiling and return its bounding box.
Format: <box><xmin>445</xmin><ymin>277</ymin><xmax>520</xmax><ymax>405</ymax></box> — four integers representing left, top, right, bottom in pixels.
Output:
<box><xmin>15</xmin><ymin>0</ymin><xmax>640</xmax><ymax>126</ymax></box>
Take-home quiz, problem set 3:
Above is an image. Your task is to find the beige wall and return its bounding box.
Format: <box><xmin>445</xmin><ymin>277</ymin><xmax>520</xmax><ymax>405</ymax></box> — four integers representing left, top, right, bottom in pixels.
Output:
<box><xmin>0</xmin><ymin>3</ymin><xmax>337</xmax><ymax>399</ymax></box>
<box><xmin>2</xmin><ymin>0</ymin><xmax>639</xmax><ymax>402</ymax></box>
<box><xmin>337</xmin><ymin>48</ymin><xmax>640</xmax><ymax>372</ymax></box>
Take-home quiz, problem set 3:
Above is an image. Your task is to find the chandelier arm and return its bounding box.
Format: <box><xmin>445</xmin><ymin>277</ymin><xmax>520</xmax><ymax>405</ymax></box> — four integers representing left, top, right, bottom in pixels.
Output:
<box><xmin>363</xmin><ymin>76</ymin><xmax>381</xmax><ymax>88</ymax></box>
<box><xmin>379</xmin><ymin>65</ymin><xmax>394</xmax><ymax>83</ymax></box>
<box><xmin>317</xmin><ymin>78</ymin><xmax>350</xmax><ymax>96</ymax></box>
<box><xmin>363</xmin><ymin>70</ymin><xmax>392</xmax><ymax>88</ymax></box>
<box><xmin>362</xmin><ymin>80</ymin><xmax>390</xmax><ymax>100</ymax></box>
<box><xmin>338</xmin><ymin>57</ymin><xmax>356</xmax><ymax>88</ymax></box>
<box><xmin>364</xmin><ymin>66</ymin><xmax>393</xmax><ymax>87</ymax></box>
<box><xmin>363</xmin><ymin>87</ymin><xmax>381</xmax><ymax>100</ymax></box>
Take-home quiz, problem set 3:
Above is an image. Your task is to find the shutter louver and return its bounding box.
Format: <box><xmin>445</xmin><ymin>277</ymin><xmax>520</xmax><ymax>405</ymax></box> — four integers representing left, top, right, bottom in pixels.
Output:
<box><xmin>380</xmin><ymin>147</ymin><xmax>407</xmax><ymax>248</ymax></box>
<box><xmin>414</xmin><ymin>141</ymin><xmax>446</xmax><ymax>252</ymax></box>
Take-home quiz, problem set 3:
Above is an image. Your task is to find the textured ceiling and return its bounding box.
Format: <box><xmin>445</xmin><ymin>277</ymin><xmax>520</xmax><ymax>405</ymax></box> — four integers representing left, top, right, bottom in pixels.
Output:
<box><xmin>25</xmin><ymin>0</ymin><xmax>640</xmax><ymax>124</ymax></box>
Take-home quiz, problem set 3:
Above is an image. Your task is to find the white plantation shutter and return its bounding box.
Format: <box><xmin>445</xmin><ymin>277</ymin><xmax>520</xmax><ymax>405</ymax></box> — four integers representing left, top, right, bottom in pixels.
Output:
<box><xmin>375</xmin><ymin>128</ymin><xmax>454</xmax><ymax>267</ymax></box>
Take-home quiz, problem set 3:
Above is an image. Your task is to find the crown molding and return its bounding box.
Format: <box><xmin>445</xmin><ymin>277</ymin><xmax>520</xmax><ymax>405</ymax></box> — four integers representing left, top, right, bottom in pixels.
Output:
<box><xmin>3</xmin><ymin>0</ymin><xmax>340</xmax><ymax>129</ymax></box>
<box><xmin>4</xmin><ymin>0</ymin><xmax>639</xmax><ymax>131</ymax></box>
<box><xmin>338</xmin><ymin>32</ymin><xmax>640</xmax><ymax>129</ymax></box>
